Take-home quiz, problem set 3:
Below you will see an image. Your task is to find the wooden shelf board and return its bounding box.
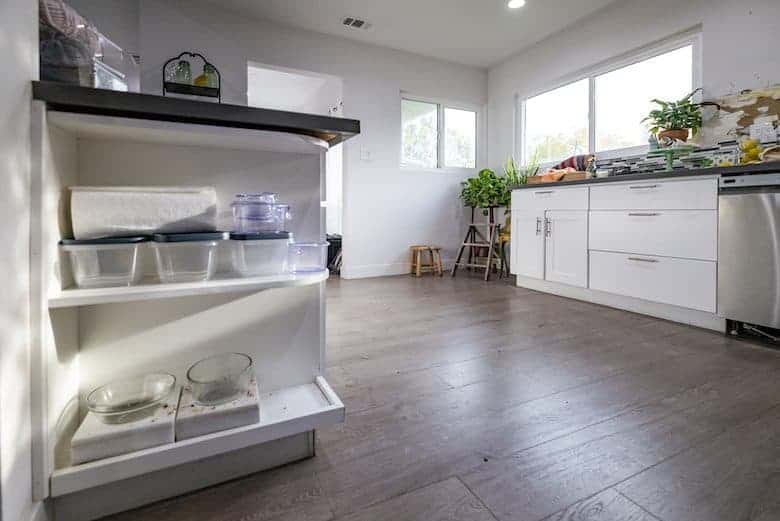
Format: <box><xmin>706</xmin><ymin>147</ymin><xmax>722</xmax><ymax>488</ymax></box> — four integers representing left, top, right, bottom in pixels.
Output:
<box><xmin>50</xmin><ymin>377</ymin><xmax>344</xmax><ymax>497</ymax></box>
<box><xmin>49</xmin><ymin>271</ymin><xmax>329</xmax><ymax>308</ymax></box>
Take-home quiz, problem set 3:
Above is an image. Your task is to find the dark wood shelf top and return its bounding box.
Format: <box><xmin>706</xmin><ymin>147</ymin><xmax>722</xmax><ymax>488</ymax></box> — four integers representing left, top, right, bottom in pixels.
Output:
<box><xmin>32</xmin><ymin>81</ymin><xmax>360</xmax><ymax>147</ymax></box>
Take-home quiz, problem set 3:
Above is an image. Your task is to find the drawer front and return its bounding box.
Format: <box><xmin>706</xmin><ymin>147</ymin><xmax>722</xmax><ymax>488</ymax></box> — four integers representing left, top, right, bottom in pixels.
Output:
<box><xmin>513</xmin><ymin>187</ymin><xmax>588</xmax><ymax>212</ymax></box>
<box><xmin>589</xmin><ymin>177</ymin><xmax>717</xmax><ymax>210</ymax></box>
<box><xmin>589</xmin><ymin>210</ymin><xmax>717</xmax><ymax>261</ymax></box>
<box><xmin>589</xmin><ymin>251</ymin><xmax>716</xmax><ymax>312</ymax></box>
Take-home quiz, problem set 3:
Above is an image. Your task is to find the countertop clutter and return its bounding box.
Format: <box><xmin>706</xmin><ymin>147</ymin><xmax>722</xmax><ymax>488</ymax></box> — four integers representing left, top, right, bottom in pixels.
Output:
<box><xmin>511</xmin><ymin>160</ymin><xmax>780</xmax><ymax>190</ymax></box>
<box><xmin>59</xmin><ymin>187</ymin><xmax>329</xmax><ymax>289</ymax></box>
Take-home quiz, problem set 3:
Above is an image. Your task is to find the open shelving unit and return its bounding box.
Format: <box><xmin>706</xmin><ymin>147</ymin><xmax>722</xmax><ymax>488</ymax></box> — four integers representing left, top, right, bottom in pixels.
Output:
<box><xmin>30</xmin><ymin>82</ymin><xmax>359</xmax><ymax>521</ymax></box>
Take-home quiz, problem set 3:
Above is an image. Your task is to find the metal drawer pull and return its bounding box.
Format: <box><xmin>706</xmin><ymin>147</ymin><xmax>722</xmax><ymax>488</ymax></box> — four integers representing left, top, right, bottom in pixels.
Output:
<box><xmin>535</xmin><ymin>217</ymin><xmax>542</xmax><ymax>235</ymax></box>
<box><xmin>629</xmin><ymin>184</ymin><xmax>658</xmax><ymax>190</ymax></box>
<box><xmin>534</xmin><ymin>190</ymin><xmax>554</xmax><ymax>195</ymax></box>
<box><xmin>628</xmin><ymin>257</ymin><xmax>659</xmax><ymax>263</ymax></box>
<box><xmin>628</xmin><ymin>212</ymin><xmax>660</xmax><ymax>217</ymax></box>
<box><xmin>545</xmin><ymin>218</ymin><xmax>552</xmax><ymax>237</ymax></box>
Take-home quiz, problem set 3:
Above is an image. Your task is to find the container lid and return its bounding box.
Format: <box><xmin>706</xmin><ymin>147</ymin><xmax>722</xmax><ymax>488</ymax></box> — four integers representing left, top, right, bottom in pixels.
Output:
<box><xmin>152</xmin><ymin>232</ymin><xmax>229</xmax><ymax>243</ymax></box>
<box><xmin>230</xmin><ymin>231</ymin><xmax>292</xmax><ymax>241</ymax></box>
<box><xmin>231</xmin><ymin>192</ymin><xmax>278</xmax><ymax>207</ymax></box>
<box><xmin>60</xmin><ymin>236</ymin><xmax>149</xmax><ymax>245</ymax></box>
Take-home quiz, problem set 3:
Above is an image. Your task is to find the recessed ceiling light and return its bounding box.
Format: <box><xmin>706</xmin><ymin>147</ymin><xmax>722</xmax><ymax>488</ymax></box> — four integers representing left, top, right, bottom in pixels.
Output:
<box><xmin>508</xmin><ymin>0</ymin><xmax>526</xmax><ymax>8</ymax></box>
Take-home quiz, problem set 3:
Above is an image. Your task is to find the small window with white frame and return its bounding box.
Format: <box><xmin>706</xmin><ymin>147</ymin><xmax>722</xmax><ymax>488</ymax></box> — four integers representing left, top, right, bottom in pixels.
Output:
<box><xmin>519</xmin><ymin>32</ymin><xmax>701</xmax><ymax>165</ymax></box>
<box><xmin>402</xmin><ymin>97</ymin><xmax>477</xmax><ymax>169</ymax></box>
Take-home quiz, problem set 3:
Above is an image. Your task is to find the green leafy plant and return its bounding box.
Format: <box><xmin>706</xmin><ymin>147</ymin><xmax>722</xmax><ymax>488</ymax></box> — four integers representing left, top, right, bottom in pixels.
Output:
<box><xmin>460</xmin><ymin>168</ymin><xmax>509</xmax><ymax>213</ymax></box>
<box><xmin>504</xmin><ymin>154</ymin><xmax>540</xmax><ymax>186</ymax></box>
<box><xmin>642</xmin><ymin>88</ymin><xmax>703</xmax><ymax>136</ymax></box>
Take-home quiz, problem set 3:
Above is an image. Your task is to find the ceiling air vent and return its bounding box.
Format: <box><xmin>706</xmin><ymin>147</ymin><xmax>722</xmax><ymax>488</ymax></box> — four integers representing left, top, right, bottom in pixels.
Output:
<box><xmin>341</xmin><ymin>16</ymin><xmax>372</xmax><ymax>31</ymax></box>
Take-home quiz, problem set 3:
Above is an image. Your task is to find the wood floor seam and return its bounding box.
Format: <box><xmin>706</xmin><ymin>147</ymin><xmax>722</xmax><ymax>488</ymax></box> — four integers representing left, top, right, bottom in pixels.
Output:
<box><xmin>615</xmin><ymin>489</ymin><xmax>665</xmax><ymax>521</ymax></box>
<box><xmin>455</xmin><ymin>475</ymin><xmax>501</xmax><ymax>521</ymax></box>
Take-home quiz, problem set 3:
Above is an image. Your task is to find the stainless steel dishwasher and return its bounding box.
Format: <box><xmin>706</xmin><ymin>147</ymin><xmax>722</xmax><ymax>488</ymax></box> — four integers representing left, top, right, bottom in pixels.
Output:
<box><xmin>718</xmin><ymin>172</ymin><xmax>780</xmax><ymax>338</ymax></box>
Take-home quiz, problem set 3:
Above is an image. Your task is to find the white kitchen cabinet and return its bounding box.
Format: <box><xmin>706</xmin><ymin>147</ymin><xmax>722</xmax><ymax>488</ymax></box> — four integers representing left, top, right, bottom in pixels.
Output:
<box><xmin>510</xmin><ymin>188</ymin><xmax>589</xmax><ymax>288</ymax></box>
<box><xmin>545</xmin><ymin>211</ymin><xmax>588</xmax><ymax>287</ymax></box>
<box><xmin>510</xmin><ymin>210</ymin><xmax>544</xmax><ymax>279</ymax></box>
<box><xmin>589</xmin><ymin>177</ymin><xmax>718</xmax><ymax>210</ymax></box>
<box><xmin>590</xmin><ymin>250</ymin><xmax>716</xmax><ymax>313</ymax></box>
<box><xmin>589</xmin><ymin>210</ymin><xmax>717</xmax><ymax>261</ymax></box>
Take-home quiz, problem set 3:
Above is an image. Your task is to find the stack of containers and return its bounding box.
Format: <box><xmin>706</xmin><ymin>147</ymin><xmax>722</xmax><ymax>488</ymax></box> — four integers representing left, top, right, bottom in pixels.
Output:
<box><xmin>60</xmin><ymin>187</ymin><xmax>330</xmax><ymax>289</ymax></box>
<box><xmin>229</xmin><ymin>192</ymin><xmax>328</xmax><ymax>275</ymax></box>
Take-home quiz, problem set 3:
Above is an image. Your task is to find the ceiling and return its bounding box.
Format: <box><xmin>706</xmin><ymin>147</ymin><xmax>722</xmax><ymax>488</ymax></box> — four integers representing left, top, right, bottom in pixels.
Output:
<box><xmin>207</xmin><ymin>0</ymin><xmax>620</xmax><ymax>68</ymax></box>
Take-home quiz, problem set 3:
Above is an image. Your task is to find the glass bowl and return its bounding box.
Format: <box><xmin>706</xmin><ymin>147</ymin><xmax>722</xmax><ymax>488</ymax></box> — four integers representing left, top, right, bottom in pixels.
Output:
<box><xmin>186</xmin><ymin>353</ymin><xmax>253</xmax><ymax>406</ymax></box>
<box><xmin>87</xmin><ymin>373</ymin><xmax>176</xmax><ymax>424</ymax></box>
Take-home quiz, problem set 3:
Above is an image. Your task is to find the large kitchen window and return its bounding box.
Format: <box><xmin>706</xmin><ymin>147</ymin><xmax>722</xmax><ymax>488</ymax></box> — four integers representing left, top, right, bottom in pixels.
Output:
<box><xmin>521</xmin><ymin>35</ymin><xmax>699</xmax><ymax>164</ymax></box>
<box><xmin>402</xmin><ymin>97</ymin><xmax>477</xmax><ymax>169</ymax></box>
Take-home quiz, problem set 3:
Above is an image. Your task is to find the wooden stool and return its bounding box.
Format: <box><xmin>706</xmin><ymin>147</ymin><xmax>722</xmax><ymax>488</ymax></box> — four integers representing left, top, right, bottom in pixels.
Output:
<box><xmin>410</xmin><ymin>245</ymin><xmax>443</xmax><ymax>277</ymax></box>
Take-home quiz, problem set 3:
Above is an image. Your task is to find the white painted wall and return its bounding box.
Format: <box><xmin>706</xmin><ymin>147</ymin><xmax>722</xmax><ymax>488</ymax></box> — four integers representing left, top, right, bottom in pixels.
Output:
<box><xmin>488</xmin><ymin>0</ymin><xmax>780</xmax><ymax>169</ymax></box>
<box><xmin>117</xmin><ymin>0</ymin><xmax>487</xmax><ymax>279</ymax></box>
<box><xmin>0</xmin><ymin>0</ymin><xmax>37</xmax><ymax>519</ymax></box>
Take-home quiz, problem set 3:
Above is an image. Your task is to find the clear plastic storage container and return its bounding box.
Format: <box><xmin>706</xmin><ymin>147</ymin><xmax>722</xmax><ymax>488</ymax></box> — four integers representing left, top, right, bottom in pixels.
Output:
<box><xmin>288</xmin><ymin>242</ymin><xmax>329</xmax><ymax>273</ymax></box>
<box><xmin>151</xmin><ymin>232</ymin><xmax>227</xmax><ymax>283</ymax></box>
<box><xmin>60</xmin><ymin>236</ymin><xmax>147</xmax><ymax>288</ymax></box>
<box><xmin>231</xmin><ymin>193</ymin><xmax>291</xmax><ymax>233</ymax></box>
<box><xmin>230</xmin><ymin>232</ymin><xmax>292</xmax><ymax>277</ymax></box>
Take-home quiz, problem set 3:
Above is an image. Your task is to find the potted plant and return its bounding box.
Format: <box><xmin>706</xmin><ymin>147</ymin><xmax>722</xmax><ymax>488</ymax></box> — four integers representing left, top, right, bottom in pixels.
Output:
<box><xmin>460</xmin><ymin>168</ymin><xmax>510</xmax><ymax>215</ymax></box>
<box><xmin>643</xmin><ymin>88</ymin><xmax>703</xmax><ymax>142</ymax></box>
<box><xmin>503</xmin><ymin>154</ymin><xmax>539</xmax><ymax>187</ymax></box>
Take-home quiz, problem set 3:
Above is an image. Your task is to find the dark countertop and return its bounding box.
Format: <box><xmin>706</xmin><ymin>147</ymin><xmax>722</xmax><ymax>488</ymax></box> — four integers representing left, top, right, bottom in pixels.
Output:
<box><xmin>32</xmin><ymin>81</ymin><xmax>360</xmax><ymax>146</ymax></box>
<box><xmin>511</xmin><ymin>161</ymin><xmax>780</xmax><ymax>190</ymax></box>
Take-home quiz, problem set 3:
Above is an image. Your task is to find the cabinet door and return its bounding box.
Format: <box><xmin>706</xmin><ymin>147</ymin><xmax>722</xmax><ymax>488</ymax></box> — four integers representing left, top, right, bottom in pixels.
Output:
<box><xmin>544</xmin><ymin>210</ymin><xmax>588</xmax><ymax>288</ymax></box>
<box><xmin>511</xmin><ymin>210</ymin><xmax>544</xmax><ymax>279</ymax></box>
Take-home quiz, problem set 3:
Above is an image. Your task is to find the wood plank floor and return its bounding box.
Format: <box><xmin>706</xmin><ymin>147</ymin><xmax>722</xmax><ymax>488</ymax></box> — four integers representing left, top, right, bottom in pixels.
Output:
<box><xmin>104</xmin><ymin>274</ymin><xmax>780</xmax><ymax>521</ymax></box>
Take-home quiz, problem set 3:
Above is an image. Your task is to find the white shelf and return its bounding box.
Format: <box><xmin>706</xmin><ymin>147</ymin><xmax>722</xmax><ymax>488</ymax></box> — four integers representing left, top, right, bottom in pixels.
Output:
<box><xmin>50</xmin><ymin>376</ymin><xmax>344</xmax><ymax>497</ymax></box>
<box><xmin>47</xmin><ymin>111</ymin><xmax>331</xmax><ymax>154</ymax></box>
<box><xmin>49</xmin><ymin>271</ymin><xmax>329</xmax><ymax>308</ymax></box>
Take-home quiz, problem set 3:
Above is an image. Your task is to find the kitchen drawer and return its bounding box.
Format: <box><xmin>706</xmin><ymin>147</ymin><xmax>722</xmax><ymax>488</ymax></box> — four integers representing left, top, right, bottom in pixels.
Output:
<box><xmin>589</xmin><ymin>177</ymin><xmax>717</xmax><ymax>210</ymax></box>
<box><xmin>512</xmin><ymin>186</ymin><xmax>588</xmax><ymax>212</ymax></box>
<box><xmin>589</xmin><ymin>210</ymin><xmax>717</xmax><ymax>261</ymax></box>
<box><xmin>589</xmin><ymin>250</ymin><xmax>716</xmax><ymax>312</ymax></box>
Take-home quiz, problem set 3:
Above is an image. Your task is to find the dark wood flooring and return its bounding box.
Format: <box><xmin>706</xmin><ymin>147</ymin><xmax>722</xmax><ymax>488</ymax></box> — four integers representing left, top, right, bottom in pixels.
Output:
<box><xmin>105</xmin><ymin>274</ymin><xmax>780</xmax><ymax>521</ymax></box>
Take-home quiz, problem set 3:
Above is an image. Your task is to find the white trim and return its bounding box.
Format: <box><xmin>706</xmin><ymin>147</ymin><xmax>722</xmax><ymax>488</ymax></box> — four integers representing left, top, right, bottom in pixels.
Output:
<box><xmin>517</xmin><ymin>28</ymin><xmax>703</xmax><ymax>165</ymax></box>
<box><xmin>515</xmin><ymin>275</ymin><xmax>725</xmax><ymax>332</ymax></box>
<box><xmin>400</xmin><ymin>93</ymin><xmax>480</xmax><ymax>171</ymax></box>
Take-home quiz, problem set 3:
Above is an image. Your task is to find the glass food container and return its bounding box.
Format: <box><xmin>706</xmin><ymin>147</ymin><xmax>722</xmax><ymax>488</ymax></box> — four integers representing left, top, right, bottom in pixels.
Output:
<box><xmin>87</xmin><ymin>373</ymin><xmax>176</xmax><ymax>424</ymax></box>
<box><xmin>186</xmin><ymin>353</ymin><xmax>254</xmax><ymax>406</ymax></box>
<box><xmin>151</xmin><ymin>232</ymin><xmax>227</xmax><ymax>283</ymax></box>
<box><xmin>230</xmin><ymin>231</ymin><xmax>292</xmax><ymax>277</ymax></box>
<box><xmin>60</xmin><ymin>236</ymin><xmax>147</xmax><ymax>288</ymax></box>
<box><xmin>288</xmin><ymin>242</ymin><xmax>329</xmax><ymax>273</ymax></box>
<box><xmin>231</xmin><ymin>193</ymin><xmax>292</xmax><ymax>233</ymax></box>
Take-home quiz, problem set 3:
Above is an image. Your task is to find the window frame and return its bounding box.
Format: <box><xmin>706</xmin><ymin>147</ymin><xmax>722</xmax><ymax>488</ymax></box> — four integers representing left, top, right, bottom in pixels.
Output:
<box><xmin>516</xmin><ymin>30</ymin><xmax>702</xmax><ymax>167</ymax></box>
<box><xmin>401</xmin><ymin>94</ymin><xmax>480</xmax><ymax>172</ymax></box>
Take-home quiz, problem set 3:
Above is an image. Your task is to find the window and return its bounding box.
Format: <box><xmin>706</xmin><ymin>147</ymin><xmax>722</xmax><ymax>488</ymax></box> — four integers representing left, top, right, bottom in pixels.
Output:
<box><xmin>524</xmin><ymin>79</ymin><xmax>590</xmax><ymax>164</ymax></box>
<box><xmin>595</xmin><ymin>46</ymin><xmax>693</xmax><ymax>152</ymax></box>
<box><xmin>521</xmin><ymin>36</ymin><xmax>698</xmax><ymax>164</ymax></box>
<box><xmin>402</xmin><ymin>98</ymin><xmax>477</xmax><ymax>169</ymax></box>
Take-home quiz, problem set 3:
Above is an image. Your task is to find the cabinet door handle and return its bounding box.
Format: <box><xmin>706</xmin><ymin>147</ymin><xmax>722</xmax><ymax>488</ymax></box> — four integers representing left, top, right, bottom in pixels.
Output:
<box><xmin>535</xmin><ymin>217</ymin><xmax>542</xmax><ymax>235</ymax></box>
<box><xmin>628</xmin><ymin>184</ymin><xmax>658</xmax><ymax>190</ymax></box>
<box><xmin>534</xmin><ymin>190</ymin><xmax>554</xmax><ymax>195</ymax></box>
<box><xmin>628</xmin><ymin>212</ymin><xmax>660</xmax><ymax>217</ymax></box>
<box><xmin>628</xmin><ymin>256</ymin><xmax>659</xmax><ymax>263</ymax></box>
<box><xmin>545</xmin><ymin>218</ymin><xmax>552</xmax><ymax>237</ymax></box>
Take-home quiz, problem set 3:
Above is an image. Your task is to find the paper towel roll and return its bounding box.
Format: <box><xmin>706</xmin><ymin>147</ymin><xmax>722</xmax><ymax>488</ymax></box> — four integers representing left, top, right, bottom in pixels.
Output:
<box><xmin>70</xmin><ymin>186</ymin><xmax>218</xmax><ymax>239</ymax></box>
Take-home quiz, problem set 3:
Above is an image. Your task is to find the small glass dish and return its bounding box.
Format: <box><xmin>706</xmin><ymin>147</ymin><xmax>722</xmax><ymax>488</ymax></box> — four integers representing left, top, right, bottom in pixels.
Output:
<box><xmin>87</xmin><ymin>373</ymin><xmax>176</xmax><ymax>424</ymax></box>
<box><xmin>186</xmin><ymin>353</ymin><xmax>253</xmax><ymax>406</ymax></box>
